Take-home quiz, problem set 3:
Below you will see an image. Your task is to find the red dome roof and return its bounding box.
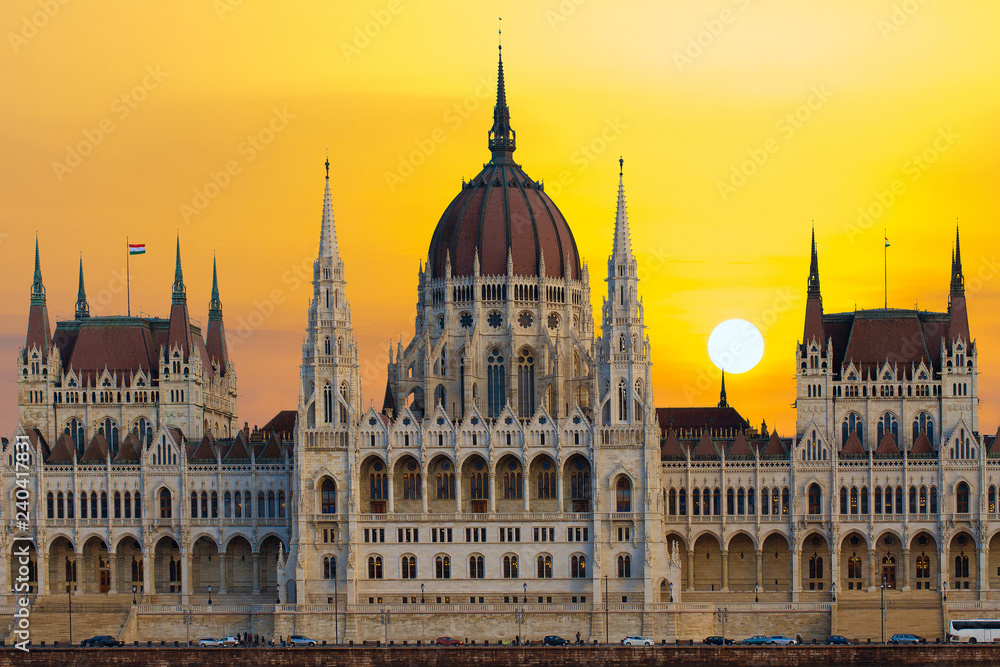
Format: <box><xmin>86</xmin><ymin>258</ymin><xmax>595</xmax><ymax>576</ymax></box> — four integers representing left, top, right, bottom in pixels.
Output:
<box><xmin>426</xmin><ymin>48</ymin><xmax>581</xmax><ymax>280</ymax></box>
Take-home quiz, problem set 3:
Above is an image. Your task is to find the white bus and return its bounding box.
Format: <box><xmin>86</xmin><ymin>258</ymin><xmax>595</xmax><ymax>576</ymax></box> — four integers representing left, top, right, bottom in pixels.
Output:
<box><xmin>948</xmin><ymin>619</ymin><xmax>1000</xmax><ymax>643</ymax></box>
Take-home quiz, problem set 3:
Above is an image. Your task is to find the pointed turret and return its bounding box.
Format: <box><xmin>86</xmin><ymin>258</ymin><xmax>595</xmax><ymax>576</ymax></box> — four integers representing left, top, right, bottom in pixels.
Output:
<box><xmin>803</xmin><ymin>228</ymin><xmax>825</xmax><ymax>350</ymax></box>
<box><xmin>487</xmin><ymin>42</ymin><xmax>516</xmax><ymax>160</ymax></box>
<box><xmin>320</xmin><ymin>156</ymin><xmax>340</xmax><ymax>261</ymax></box>
<box><xmin>167</xmin><ymin>236</ymin><xmax>192</xmax><ymax>358</ymax></box>
<box><xmin>75</xmin><ymin>257</ymin><xmax>89</xmax><ymax>319</ymax></box>
<box><xmin>25</xmin><ymin>237</ymin><xmax>52</xmax><ymax>360</ymax></box>
<box><xmin>718</xmin><ymin>371</ymin><xmax>728</xmax><ymax>408</ymax></box>
<box><xmin>949</xmin><ymin>226</ymin><xmax>970</xmax><ymax>344</ymax></box>
<box><xmin>206</xmin><ymin>256</ymin><xmax>229</xmax><ymax>374</ymax></box>
<box><xmin>612</xmin><ymin>157</ymin><xmax>632</xmax><ymax>261</ymax></box>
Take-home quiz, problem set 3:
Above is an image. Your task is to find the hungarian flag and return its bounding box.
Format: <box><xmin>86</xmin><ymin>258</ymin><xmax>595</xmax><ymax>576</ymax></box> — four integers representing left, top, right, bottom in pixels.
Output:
<box><xmin>885</xmin><ymin>235</ymin><xmax>890</xmax><ymax>248</ymax></box>
<box><xmin>128</xmin><ymin>243</ymin><xmax>146</xmax><ymax>255</ymax></box>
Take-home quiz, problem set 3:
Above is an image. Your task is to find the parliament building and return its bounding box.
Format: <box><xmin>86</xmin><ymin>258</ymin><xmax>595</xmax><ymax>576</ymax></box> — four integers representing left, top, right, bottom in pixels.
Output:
<box><xmin>3</xmin><ymin>48</ymin><xmax>997</xmax><ymax>644</ymax></box>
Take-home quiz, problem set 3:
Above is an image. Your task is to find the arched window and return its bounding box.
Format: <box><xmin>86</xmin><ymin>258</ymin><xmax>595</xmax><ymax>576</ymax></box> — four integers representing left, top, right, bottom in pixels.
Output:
<box><xmin>990</xmin><ymin>486</ymin><xmax>997</xmax><ymax>514</ymax></box>
<box><xmin>841</xmin><ymin>413</ymin><xmax>864</xmax><ymax>446</ymax></box>
<box><xmin>536</xmin><ymin>464</ymin><xmax>556</xmax><ymax>500</ymax></box>
<box><xmin>617</xmin><ymin>380</ymin><xmax>628</xmax><ymax>421</ymax></box>
<box><xmin>537</xmin><ymin>554</ymin><xmax>552</xmax><ymax>578</ymax></box>
<box><xmin>761</xmin><ymin>488</ymin><xmax>770</xmax><ymax>516</ymax></box>
<box><xmin>692</xmin><ymin>488</ymin><xmax>701</xmax><ymax>516</ymax></box>
<box><xmin>956</xmin><ymin>482</ymin><xmax>970</xmax><ymax>513</ymax></box>
<box><xmin>678</xmin><ymin>488</ymin><xmax>687</xmax><ymax>516</ymax></box>
<box><xmin>267</xmin><ymin>491</ymin><xmax>275</xmax><ymax>518</ymax></box>
<box><xmin>321</xmin><ymin>479</ymin><xmax>336</xmax><ymax>514</ymax></box>
<box><xmin>210</xmin><ymin>491</ymin><xmax>218</xmax><ymax>518</ymax></box>
<box><xmin>401</xmin><ymin>555</ymin><xmax>416</xmax><ymax>579</ymax></box>
<box><xmin>840</xmin><ymin>487</ymin><xmax>848</xmax><ymax>515</ymax></box>
<box><xmin>133</xmin><ymin>417</ymin><xmax>153</xmax><ymax>445</ymax></box>
<box><xmin>912</xmin><ymin>412</ymin><xmax>934</xmax><ymax>445</ymax></box>
<box><xmin>199</xmin><ymin>492</ymin><xmax>208</xmax><ymax>519</ymax></box>
<box><xmin>894</xmin><ymin>486</ymin><xmax>903</xmax><ymax>514</ymax></box>
<box><xmin>66</xmin><ymin>491</ymin><xmax>74</xmax><ymax>519</ymax></box>
<box><xmin>487</xmin><ymin>349</ymin><xmax>505</xmax><ymax>418</ymax></box>
<box><xmin>726</xmin><ymin>488</ymin><xmax>735</xmax><ymax>515</ymax></box>
<box><xmin>616</xmin><ymin>477</ymin><xmax>632</xmax><ymax>512</ymax></box>
<box><xmin>850</xmin><ymin>487</ymin><xmax>859</xmax><ymax>514</ymax></box>
<box><xmin>874</xmin><ymin>487</ymin><xmax>883</xmax><ymax>514</ymax></box>
<box><xmin>258</xmin><ymin>491</ymin><xmax>265</xmax><ymax>518</ymax></box>
<box><xmin>370</xmin><ymin>470</ymin><xmax>388</xmax><ymax>500</ymax></box>
<box><xmin>955</xmin><ymin>552</ymin><xmax>970</xmax><ymax>579</ymax></box>
<box><xmin>503</xmin><ymin>555</ymin><xmax>519</xmax><ymax>578</ymax></box>
<box><xmin>65</xmin><ymin>417</ymin><xmax>86</xmax><ymax>457</ymax></box>
<box><xmin>877</xmin><ymin>412</ymin><xmax>898</xmax><ymax>443</ymax></box>
<box><xmin>617</xmin><ymin>554</ymin><xmax>631</xmax><ymax>578</ymax></box>
<box><xmin>469</xmin><ymin>555</ymin><xmax>484</xmax><ymax>579</ymax></box>
<box><xmin>808</xmin><ymin>484</ymin><xmax>822</xmax><ymax>515</ymax></box>
<box><xmin>517</xmin><ymin>349</ymin><xmax>535</xmax><ymax>418</ymax></box>
<box><xmin>234</xmin><ymin>490</ymin><xmax>242</xmax><ymax>518</ymax></box>
<box><xmin>339</xmin><ymin>383</ymin><xmax>349</xmax><ymax>424</ymax></box>
<box><xmin>571</xmin><ymin>554</ymin><xmax>587</xmax><ymax>578</ymax></box>
<box><xmin>159</xmin><ymin>488</ymin><xmax>171</xmax><ymax>519</ymax></box>
<box><xmin>324</xmin><ymin>556</ymin><xmax>336</xmax><ymax>579</ymax></box>
<box><xmin>135</xmin><ymin>492</ymin><xmax>142</xmax><ymax>519</ymax></box>
<box><xmin>747</xmin><ymin>487</ymin><xmax>755</xmax><ymax>514</ymax></box>
<box><xmin>323</xmin><ymin>382</ymin><xmax>333</xmax><ymax>424</ymax></box>
<box><xmin>781</xmin><ymin>487</ymin><xmax>790</xmax><ymax>514</ymax></box>
<box><xmin>437</xmin><ymin>471</ymin><xmax>455</xmax><ymax>500</ymax></box>
<box><xmin>808</xmin><ymin>554</ymin><xmax>824</xmax><ymax>581</ymax></box>
<box><xmin>434</xmin><ymin>555</ymin><xmax>451</xmax><ymax>579</ymax></box>
<box><xmin>278</xmin><ymin>490</ymin><xmax>286</xmax><ymax>518</ymax></box>
<box><xmin>324</xmin><ymin>337</ymin><xmax>331</xmax><ymax>355</ymax></box>
<box><xmin>224</xmin><ymin>491</ymin><xmax>232</xmax><ymax>518</ymax></box>
<box><xmin>368</xmin><ymin>556</ymin><xmax>383</xmax><ymax>579</ymax></box>
<box><xmin>46</xmin><ymin>492</ymin><xmax>54</xmax><ymax>519</ymax></box>
<box><xmin>847</xmin><ymin>552</ymin><xmax>863</xmax><ymax>586</ymax></box>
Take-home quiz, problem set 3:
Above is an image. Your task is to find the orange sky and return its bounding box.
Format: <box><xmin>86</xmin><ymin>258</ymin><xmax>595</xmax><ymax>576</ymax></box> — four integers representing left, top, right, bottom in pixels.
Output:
<box><xmin>2</xmin><ymin>1</ymin><xmax>999</xmax><ymax>437</ymax></box>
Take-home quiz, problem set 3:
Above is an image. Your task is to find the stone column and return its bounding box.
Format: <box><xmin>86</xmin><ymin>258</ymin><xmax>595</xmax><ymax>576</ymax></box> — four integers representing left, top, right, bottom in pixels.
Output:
<box><xmin>687</xmin><ymin>550</ymin><xmax>695</xmax><ymax>591</ymax></box>
<box><xmin>755</xmin><ymin>549</ymin><xmax>763</xmax><ymax>591</ymax></box>
<box><xmin>0</xmin><ymin>544</ymin><xmax>8</xmax><ymax>597</ymax></box>
<box><xmin>940</xmin><ymin>545</ymin><xmax>949</xmax><ymax>595</ymax></box>
<box><xmin>181</xmin><ymin>550</ymin><xmax>192</xmax><ymax>600</ymax></box>
<box><xmin>454</xmin><ymin>469</ymin><xmax>462</xmax><ymax>514</ymax></box>
<box><xmin>143</xmin><ymin>551</ymin><xmax>154</xmax><ymax>595</ymax></box>
<box><xmin>252</xmin><ymin>552</ymin><xmax>261</xmax><ymax>595</ymax></box>
<box><xmin>868</xmin><ymin>549</ymin><xmax>878</xmax><ymax>592</ymax></box>
<box><xmin>980</xmin><ymin>547</ymin><xmax>990</xmax><ymax>593</ymax></box>
<box><xmin>901</xmin><ymin>548</ymin><xmax>911</xmax><ymax>591</ymax></box>
<box><xmin>218</xmin><ymin>553</ymin><xmax>228</xmax><ymax>595</ymax></box>
<box><xmin>109</xmin><ymin>554</ymin><xmax>118</xmax><ymax>595</ymax></box>
<box><xmin>387</xmin><ymin>473</ymin><xmax>395</xmax><ymax>514</ymax></box>
<box><xmin>421</xmin><ymin>471</ymin><xmax>429</xmax><ymax>513</ymax></box>
<box><xmin>555</xmin><ymin>470</ymin><xmax>564</xmax><ymax>513</ymax></box>
<box><xmin>489</xmin><ymin>473</ymin><xmax>497</xmax><ymax>513</ymax></box>
<box><xmin>721</xmin><ymin>550</ymin><xmax>730</xmax><ymax>592</ymax></box>
<box><xmin>40</xmin><ymin>553</ymin><xmax>50</xmax><ymax>595</ymax></box>
<box><xmin>74</xmin><ymin>553</ymin><xmax>84</xmax><ymax>596</ymax></box>
<box><xmin>830</xmin><ymin>548</ymin><xmax>839</xmax><ymax>595</ymax></box>
<box><xmin>791</xmin><ymin>548</ymin><xmax>802</xmax><ymax>594</ymax></box>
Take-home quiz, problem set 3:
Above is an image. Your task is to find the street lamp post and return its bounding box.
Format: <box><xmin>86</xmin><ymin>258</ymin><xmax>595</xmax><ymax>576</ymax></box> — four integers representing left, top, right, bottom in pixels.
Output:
<box><xmin>717</xmin><ymin>608</ymin><xmax>729</xmax><ymax>646</ymax></box>
<box><xmin>514</xmin><ymin>607</ymin><xmax>525</xmax><ymax>645</ymax></box>
<box><xmin>380</xmin><ymin>608</ymin><xmax>390</xmax><ymax>646</ymax></box>
<box><xmin>604</xmin><ymin>575</ymin><xmax>609</xmax><ymax>644</ymax></box>
<box><xmin>132</xmin><ymin>584</ymin><xmax>137</xmax><ymax>605</ymax></box>
<box><xmin>183</xmin><ymin>609</ymin><xmax>192</xmax><ymax>647</ymax></box>
<box><xmin>67</xmin><ymin>583</ymin><xmax>75</xmax><ymax>646</ymax></box>
<box><xmin>420</xmin><ymin>582</ymin><xmax>424</xmax><ymax>604</ymax></box>
<box><xmin>208</xmin><ymin>584</ymin><xmax>212</xmax><ymax>606</ymax></box>
<box><xmin>881</xmin><ymin>574</ymin><xmax>887</xmax><ymax>643</ymax></box>
<box><xmin>669</xmin><ymin>581</ymin><xmax>674</xmax><ymax>603</ymax></box>
<box><xmin>334</xmin><ymin>574</ymin><xmax>339</xmax><ymax>645</ymax></box>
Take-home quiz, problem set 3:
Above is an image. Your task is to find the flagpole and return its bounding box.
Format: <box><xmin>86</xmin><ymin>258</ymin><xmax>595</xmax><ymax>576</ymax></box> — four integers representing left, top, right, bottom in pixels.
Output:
<box><xmin>884</xmin><ymin>228</ymin><xmax>887</xmax><ymax>309</ymax></box>
<box><xmin>126</xmin><ymin>236</ymin><xmax>131</xmax><ymax>317</ymax></box>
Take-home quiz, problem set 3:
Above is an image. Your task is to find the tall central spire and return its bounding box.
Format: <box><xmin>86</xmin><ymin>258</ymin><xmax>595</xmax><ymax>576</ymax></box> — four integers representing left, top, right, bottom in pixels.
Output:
<box><xmin>807</xmin><ymin>226</ymin><xmax>821</xmax><ymax>298</ymax></box>
<box><xmin>612</xmin><ymin>157</ymin><xmax>632</xmax><ymax>260</ymax></box>
<box><xmin>488</xmin><ymin>39</ymin><xmax>516</xmax><ymax>160</ymax></box>
<box><xmin>951</xmin><ymin>226</ymin><xmax>965</xmax><ymax>295</ymax></box>
<box><xmin>320</xmin><ymin>156</ymin><xmax>339</xmax><ymax>260</ymax></box>
<box><xmin>75</xmin><ymin>257</ymin><xmax>89</xmax><ymax>319</ymax></box>
<box><xmin>31</xmin><ymin>237</ymin><xmax>45</xmax><ymax>305</ymax></box>
<box><xmin>209</xmin><ymin>256</ymin><xmax>223</xmax><ymax>321</ymax></box>
<box><xmin>172</xmin><ymin>236</ymin><xmax>186</xmax><ymax>304</ymax></box>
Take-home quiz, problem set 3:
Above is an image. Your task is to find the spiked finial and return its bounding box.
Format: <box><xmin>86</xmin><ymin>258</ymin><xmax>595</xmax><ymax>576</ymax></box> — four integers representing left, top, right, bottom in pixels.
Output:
<box><xmin>718</xmin><ymin>371</ymin><xmax>728</xmax><ymax>408</ymax></box>
<box><xmin>807</xmin><ymin>225</ymin><xmax>821</xmax><ymax>298</ymax></box>
<box><xmin>30</xmin><ymin>236</ymin><xmax>45</xmax><ymax>305</ymax></box>
<box><xmin>209</xmin><ymin>255</ymin><xmax>223</xmax><ymax>321</ymax></box>
<box><xmin>172</xmin><ymin>236</ymin><xmax>186</xmax><ymax>304</ymax></box>
<box><xmin>488</xmin><ymin>33</ymin><xmax>516</xmax><ymax>160</ymax></box>
<box><xmin>75</xmin><ymin>256</ymin><xmax>89</xmax><ymax>319</ymax></box>
<box><xmin>612</xmin><ymin>159</ymin><xmax>632</xmax><ymax>260</ymax></box>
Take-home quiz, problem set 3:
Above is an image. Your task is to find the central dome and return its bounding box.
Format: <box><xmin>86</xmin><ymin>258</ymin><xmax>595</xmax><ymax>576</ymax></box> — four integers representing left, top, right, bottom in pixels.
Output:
<box><xmin>426</xmin><ymin>49</ymin><xmax>581</xmax><ymax>281</ymax></box>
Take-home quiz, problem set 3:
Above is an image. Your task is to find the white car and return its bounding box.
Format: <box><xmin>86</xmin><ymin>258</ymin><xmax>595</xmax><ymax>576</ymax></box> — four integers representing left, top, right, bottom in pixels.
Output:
<box><xmin>288</xmin><ymin>634</ymin><xmax>318</xmax><ymax>647</ymax></box>
<box><xmin>218</xmin><ymin>636</ymin><xmax>239</xmax><ymax>647</ymax></box>
<box><xmin>622</xmin><ymin>635</ymin><xmax>654</xmax><ymax>646</ymax></box>
<box><xmin>198</xmin><ymin>638</ymin><xmax>222</xmax><ymax>647</ymax></box>
<box><xmin>766</xmin><ymin>635</ymin><xmax>797</xmax><ymax>645</ymax></box>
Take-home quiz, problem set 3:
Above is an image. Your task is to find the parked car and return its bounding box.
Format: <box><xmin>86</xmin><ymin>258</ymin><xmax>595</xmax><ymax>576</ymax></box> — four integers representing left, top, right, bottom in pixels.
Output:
<box><xmin>704</xmin><ymin>635</ymin><xmax>735</xmax><ymax>645</ymax></box>
<box><xmin>543</xmin><ymin>635</ymin><xmax>570</xmax><ymax>646</ymax></box>
<box><xmin>80</xmin><ymin>635</ymin><xmax>122</xmax><ymax>648</ymax></box>
<box><xmin>828</xmin><ymin>635</ymin><xmax>850</xmax><ymax>645</ymax></box>
<box><xmin>890</xmin><ymin>633</ymin><xmax>926</xmax><ymax>644</ymax></box>
<box><xmin>742</xmin><ymin>635</ymin><xmax>768</xmax><ymax>645</ymax></box>
<box><xmin>766</xmin><ymin>635</ymin><xmax>797</xmax><ymax>645</ymax></box>
<box><xmin>622</xmin><ymin>635</ymin><xmax>654</xmax><ymax>646</ymax></box>
<box><xmin>288</xmin><ymin>635</ymin><xmax>317</xmax><ymax>647</ymax></box>
<box><xmin>198</xmin><ymin>638</ymin><xmax>222</xmax><ymax>647</ymax></box>
<box><xmin>435</xmin><ymin>636</ymin><xmax>463</xmax><ymax>646</ymax></box>
<box><xmin>218</xmin><ymin>636</ymin><xmax>239</xmax><ymax>647</ymax></box>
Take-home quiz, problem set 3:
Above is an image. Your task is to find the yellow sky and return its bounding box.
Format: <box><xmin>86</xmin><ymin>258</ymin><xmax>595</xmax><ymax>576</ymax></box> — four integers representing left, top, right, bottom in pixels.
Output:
<box><xmin>2</xmin><ymin>1</ymin><xmax>999</xmax><ymax>436</ymax></box>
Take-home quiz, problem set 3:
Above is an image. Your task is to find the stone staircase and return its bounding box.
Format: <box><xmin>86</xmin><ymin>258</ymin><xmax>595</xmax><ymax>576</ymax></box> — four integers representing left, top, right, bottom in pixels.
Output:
<box><xmin>7</xmin><ymin>594</ymin><xmax>131</xmax><ymax>645</ymax></box>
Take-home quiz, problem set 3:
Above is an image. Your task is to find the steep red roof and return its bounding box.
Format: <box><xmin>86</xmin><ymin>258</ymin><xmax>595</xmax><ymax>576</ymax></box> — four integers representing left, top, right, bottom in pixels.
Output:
<box><xmin>692</xmin><ymin>430</ymin><xmax>719</xmax><ymax>459</ymax></box>
<box><xmin>987</xmin><ymin>428</ymin><xmax>1000</xmax><ymax>455</ymax></box>
<box><xmin>660</xmin><ymin>430</ymin><xmax>686</xmax><ymax>460</ymax></box>
<box><xmin>26</xmin><ymin>428</ymin><xmax>50</xmax><ymax>460</ymax></box>
<box><xmin>875</xmin><ymin>431</ymin><xmax>900</xmax><ymax>456</ymax></box>
<box><xmin>113</xmin><ymin>433</ymin><xmax>141</xmax><ymax>463</ymax></box>
<box><xmin>223</xmin><ymin>431</ymin><xmax>251</xmax><ymax>462</ymax></box>
<box><xmin>80</xmin><ymin>433</ymin><xmax>109</xmax><ymax>463</ymax></box>
<box><xmin>262</xmin><ymin>410</ymin><xmax>296</xmax><ymax>439</ymax></box>
<box><xmin>47</xmin><ymin>433</ymin><xmax>76</xmax><ymax>463</ymax></box>
<box><xmin>189</xmin><ymin>434</ymin><xmax>217</xmax><ymax>462</ymax></box>
<box><xmin>727</xmin><ymin>431</ymin><xmax>754</xmax><ymax>458</ymax></box>
<box><xmin>824</xmin><ymin>309</ymin><xmax>952</xmax><ymax>376</ymax></box>
<box><xmin>656</xmin><ymin>407</ymin><xmax>750</xmax><ymax>433</ymax></box>
<box><xmin>841</xmin><ymin>432</ymin><xmax>865</xmax><ymax>456</ymax></box>
<box><xmin>910</xmin><ymin>431</ymin><xmax>934</xmax><ymax>455</ymax></box>
<box><xmin>760</xmin><ymin>431</ymin><xmax>787</xmax><ymax>458</ymax></box>
<box><xmin>258</xmin><ymin>433</ymin><xmax>284</xmax><ymax>461</ymax></box>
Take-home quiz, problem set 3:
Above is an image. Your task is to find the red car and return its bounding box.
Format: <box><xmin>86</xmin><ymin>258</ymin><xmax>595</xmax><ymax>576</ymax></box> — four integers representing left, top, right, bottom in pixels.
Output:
<box><xmin>435</xmin><ymin>637</ymin><xmax>463</xmax><ymax>646</ymax></box>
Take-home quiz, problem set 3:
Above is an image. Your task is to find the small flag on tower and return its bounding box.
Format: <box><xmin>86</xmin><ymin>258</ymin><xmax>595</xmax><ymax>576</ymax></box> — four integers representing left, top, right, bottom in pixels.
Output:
<box><xmin>884</xmin><ymin>235</ymin><xmax>890</xmax><ymax>248</ymax></box>
<box><xmin>128</xmin><ymin>243</ymin><xmax>146</xmax><ymax>255</ymax></box>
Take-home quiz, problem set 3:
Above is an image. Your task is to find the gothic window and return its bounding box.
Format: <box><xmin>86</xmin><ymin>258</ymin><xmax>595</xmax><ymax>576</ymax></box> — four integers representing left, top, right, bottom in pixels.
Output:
<box><xmin>848</xmin><ymin>552</ymin><xmax>862</xmax><ymax>582</ymax></box>
<box><xmin>912</xmin><ymin>413</ymin><xmax>934</xmax><ymax>446</ymax></box>
<box><xmin>224</xmin><ymin>491</ymin><xmax>232</xmax><ymax>518</ymax></box>
<box><xmin>956</xmin><ymin>482</ymin><xmax>970</xmax><ymax>513</ymax></box>
<box><xmin>324</xmin><ymin>337</ymin><xmax>330</xmax><ymax>355</ymax></box>
<box><xmin>339</xmin><ymin>383</ymin><xmax>349</xmax><ymax>424</ymax></box>
<box><xmin>616</xmin><ymin>477</ymin><xmax>632</xmax><ymax>512</ymax></box>
<box><xmin>267</xmin><ymin>491</ymin><xmax>275</xmax><ymax>517</ymax></box>
<box><xmin>46</xmin><ymin>492</ymin><xmax>53</xmax><ymax>519</ymax></box>
<box><xmin>693</xmin><ymin>488</ymin><xmax>701</xmax><ymax>516</ymax></box>
<box><xmin>537</xmin><ymin>554</ymin><xmax>552</xmax><ymax>578</ymax></box>
<box><xmin>503</xmin><ymin>554</ymin><xmax>518</xmax><ymax>578</ymax></box>
<box><xmin>726</xmin><ymin>488</ymin><xmax>734</xmax><ymax>515</ymax></box>
<box><xmin>808</xmin><ymin>484</ymin><xmax>821</xmax><ymax>515</ymax></box>
<box><xmin>877</xmin><ymin>412</ymin><xmax>898</xmax><ymax>443</ymax></box>
<box><xmin>537</xmin><ymin>461</ymin><xmax>556</xmax><ymax>500</ymax></box>
<box><xmin>747</xmin><ymin>487</ymin><xmax>756</xmax><ymax>514</ymax></box>
<box><xmin>324</xmin><ymin>556</ymin><xmax>336</xmax><ymax>579</ymax></box>
<box><xmin>850</xmin><ymin>487</ymin><xmax>859</xmax><ymax>515</ymax></box>
<box><xmin>321</xmin><ymin>479</ymin><xmax>336</xmax><ymax>514</ymax></box>
<box><xmin>368</xmin><ymin>556</ymin><xmax>383</xmax><ymax>579</ymax></box>
<box><xmin>433</xmin><ymin>555</ymin><xmax>451</xmax><ymax>579</ymax></box>
<box><xmin>65</xmin><ymin>418</ymin><xmax>86</xmax><ymax>457</ymax></box>
<box><xmin>517</xmin><ymin>349</ymin><xmax>535</xmax><ymax>418</ymax></box>
<box><xmin>667</xmin><ymin>489</ymin><xmax>677</xmax><ymax>515</ymax></box>
<box><xmin>189</xmin><ymin>491</ymin><xmax>197</xmax><ymax>519</ymax></box>
<box><xmin>437</xmin><ymin>470</ymin><xmax>455</xmax><ymax>500</ymax></box>
<box><xmin>469</xmin><ymin>555</ymin><xmax>484</xmax><ymax>579</ymax></box>
<box><xmin>841</xmin><ymin>413</ymin><xmax>863</xmax><ymax>446</ymax></box>
<box><xmin>518</xmin><ymin>311</ymin><xmax>533</xmax><ymax>328</ymax></box>
<box><xmin>459</xmin><ymin>312</ymin><xmax>473</xmax><ymax>328</ymax></box>
<box><xmin>840</xmin><ymin>487</ymin><xmax>848</xmax><ymax>515</ymax></box>
<box><xmin>370</xmin><ymin>470</ymin><xmax>388</xmax><ymax>501</ymax></box>
<box><xmin>135</xmin><ymin>492</ymin><xmax>142</xmax><ymax>518</ymax></box>
<box><xmin>619</xmin><ymin>334</ymin><xmax>626</xmax><ymax>352</ymax></box>
<box><xmin>678</xmin><ymin>488</ymin><xmax>687</xmax><ymax>516</ymax></box>
<box><xmin>234</xmin><ymin>490</ymin><xmax>242</xmax><ymax>518</ymax></box>
<box><xmin>323</xmin><ymin>382</ymin><xmax>333</xmax><ymax>424</ymax></box>
<box><xmin>401</xmin><ymin>555</ymin><xmax>416</xmax><ymax>579</ymax></box>
<box><xmin>781</xmin><ymin>488</ymin><xmax>789</xmax><ymax>514</ymax></box>
<box><xmin>159</xmin><ymin>488</ymin><xmax>171</xmax><ymax>519</ymax></box>
<box><xmin>66</xmin><ymin>491</ymin><xmax>74</xmax><ymax>519</ymax></box>
<box><xmin>503</xmin><ymin>461</ymin><xmax>523</xmax><ymax>499</ymax></box>
<box><xmin>547</xmin><ymin>313</ymin><xmax>559</xmax><ymax>330</ymax></box>
<box><xmin>487</xmin><ymin>311</ymin><xmax>503</xmax><ymax>329</ymax></box>
<box><xmin>486</xmin><ymin>349</ymin><xmax>505</xmax><ymax>419</ymax></box>
<box><xmin>133</xmin><ymin>417</ymin><xmax>153</xmax><ymax>446</ymax></box>
<box><xmin>617</xmin><ymin>554</ymin><xmax>631</xmax><ymax>578</ymax></box>
<box><xmin>571</xmin><ymin>554</ymin><xmax>586</xmax><ymax>578</ymax></box>
<box><xmin>617</xmin><ymin>380</ymin><xmax>627</xmax><ymax>421</ymax></box>
<box><xmin>470</xmin><ymin>466</ymin><xmax>488</xmax><ymax>500</ymax></box>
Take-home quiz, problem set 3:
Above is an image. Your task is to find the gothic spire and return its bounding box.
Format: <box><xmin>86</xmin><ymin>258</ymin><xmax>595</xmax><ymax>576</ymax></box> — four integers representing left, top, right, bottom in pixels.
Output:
<box><xmin>803</xmin><ymin>228</ymin><xmax>826</xmax><ymax>350</ymax></box>
<box><xmin>951</xmin><ymin>225</ymin><xmax>965</xmax><ymax>295</ymax></box>
<box><xmin>718</xmin><ymin>371</ymin><xmax>728</xmax><ymax>408</ymax></box>
<box><xmin>612</xmin><ymin>157</ymin><xmax>632</xmax><ymax>261</ymax></box>
<box><xmin>488</xmin><ymin>40</ymin><xmax>516</xmax><ymax>160</ymax></box>
<box><xmin>320</xmin><ymin>156</ymin><xmax>339</xmax><ymax>260</ymax></box>
<box><xmin>808</xmin><ymin>226</ymin><xmax>821</xmax><ymax>298</ymax></box>
<box><xmin>75</xmin><ymin>256</ymin><xmax>89</xmax><ymax>319</ymax></box>
<box><xmin>209</xmin><ymin>255</ymin><xmax>223</xmax><ymax>321</ymax></box>
<box><xmin>30</xmin><ymin>236</ymin><xmax>45</xmax><ymax>305</ymax></box>
<box><xmin>172</xmin><ymin>236</ymin><xmax>186</xmax><ymax>304</ymax></box>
